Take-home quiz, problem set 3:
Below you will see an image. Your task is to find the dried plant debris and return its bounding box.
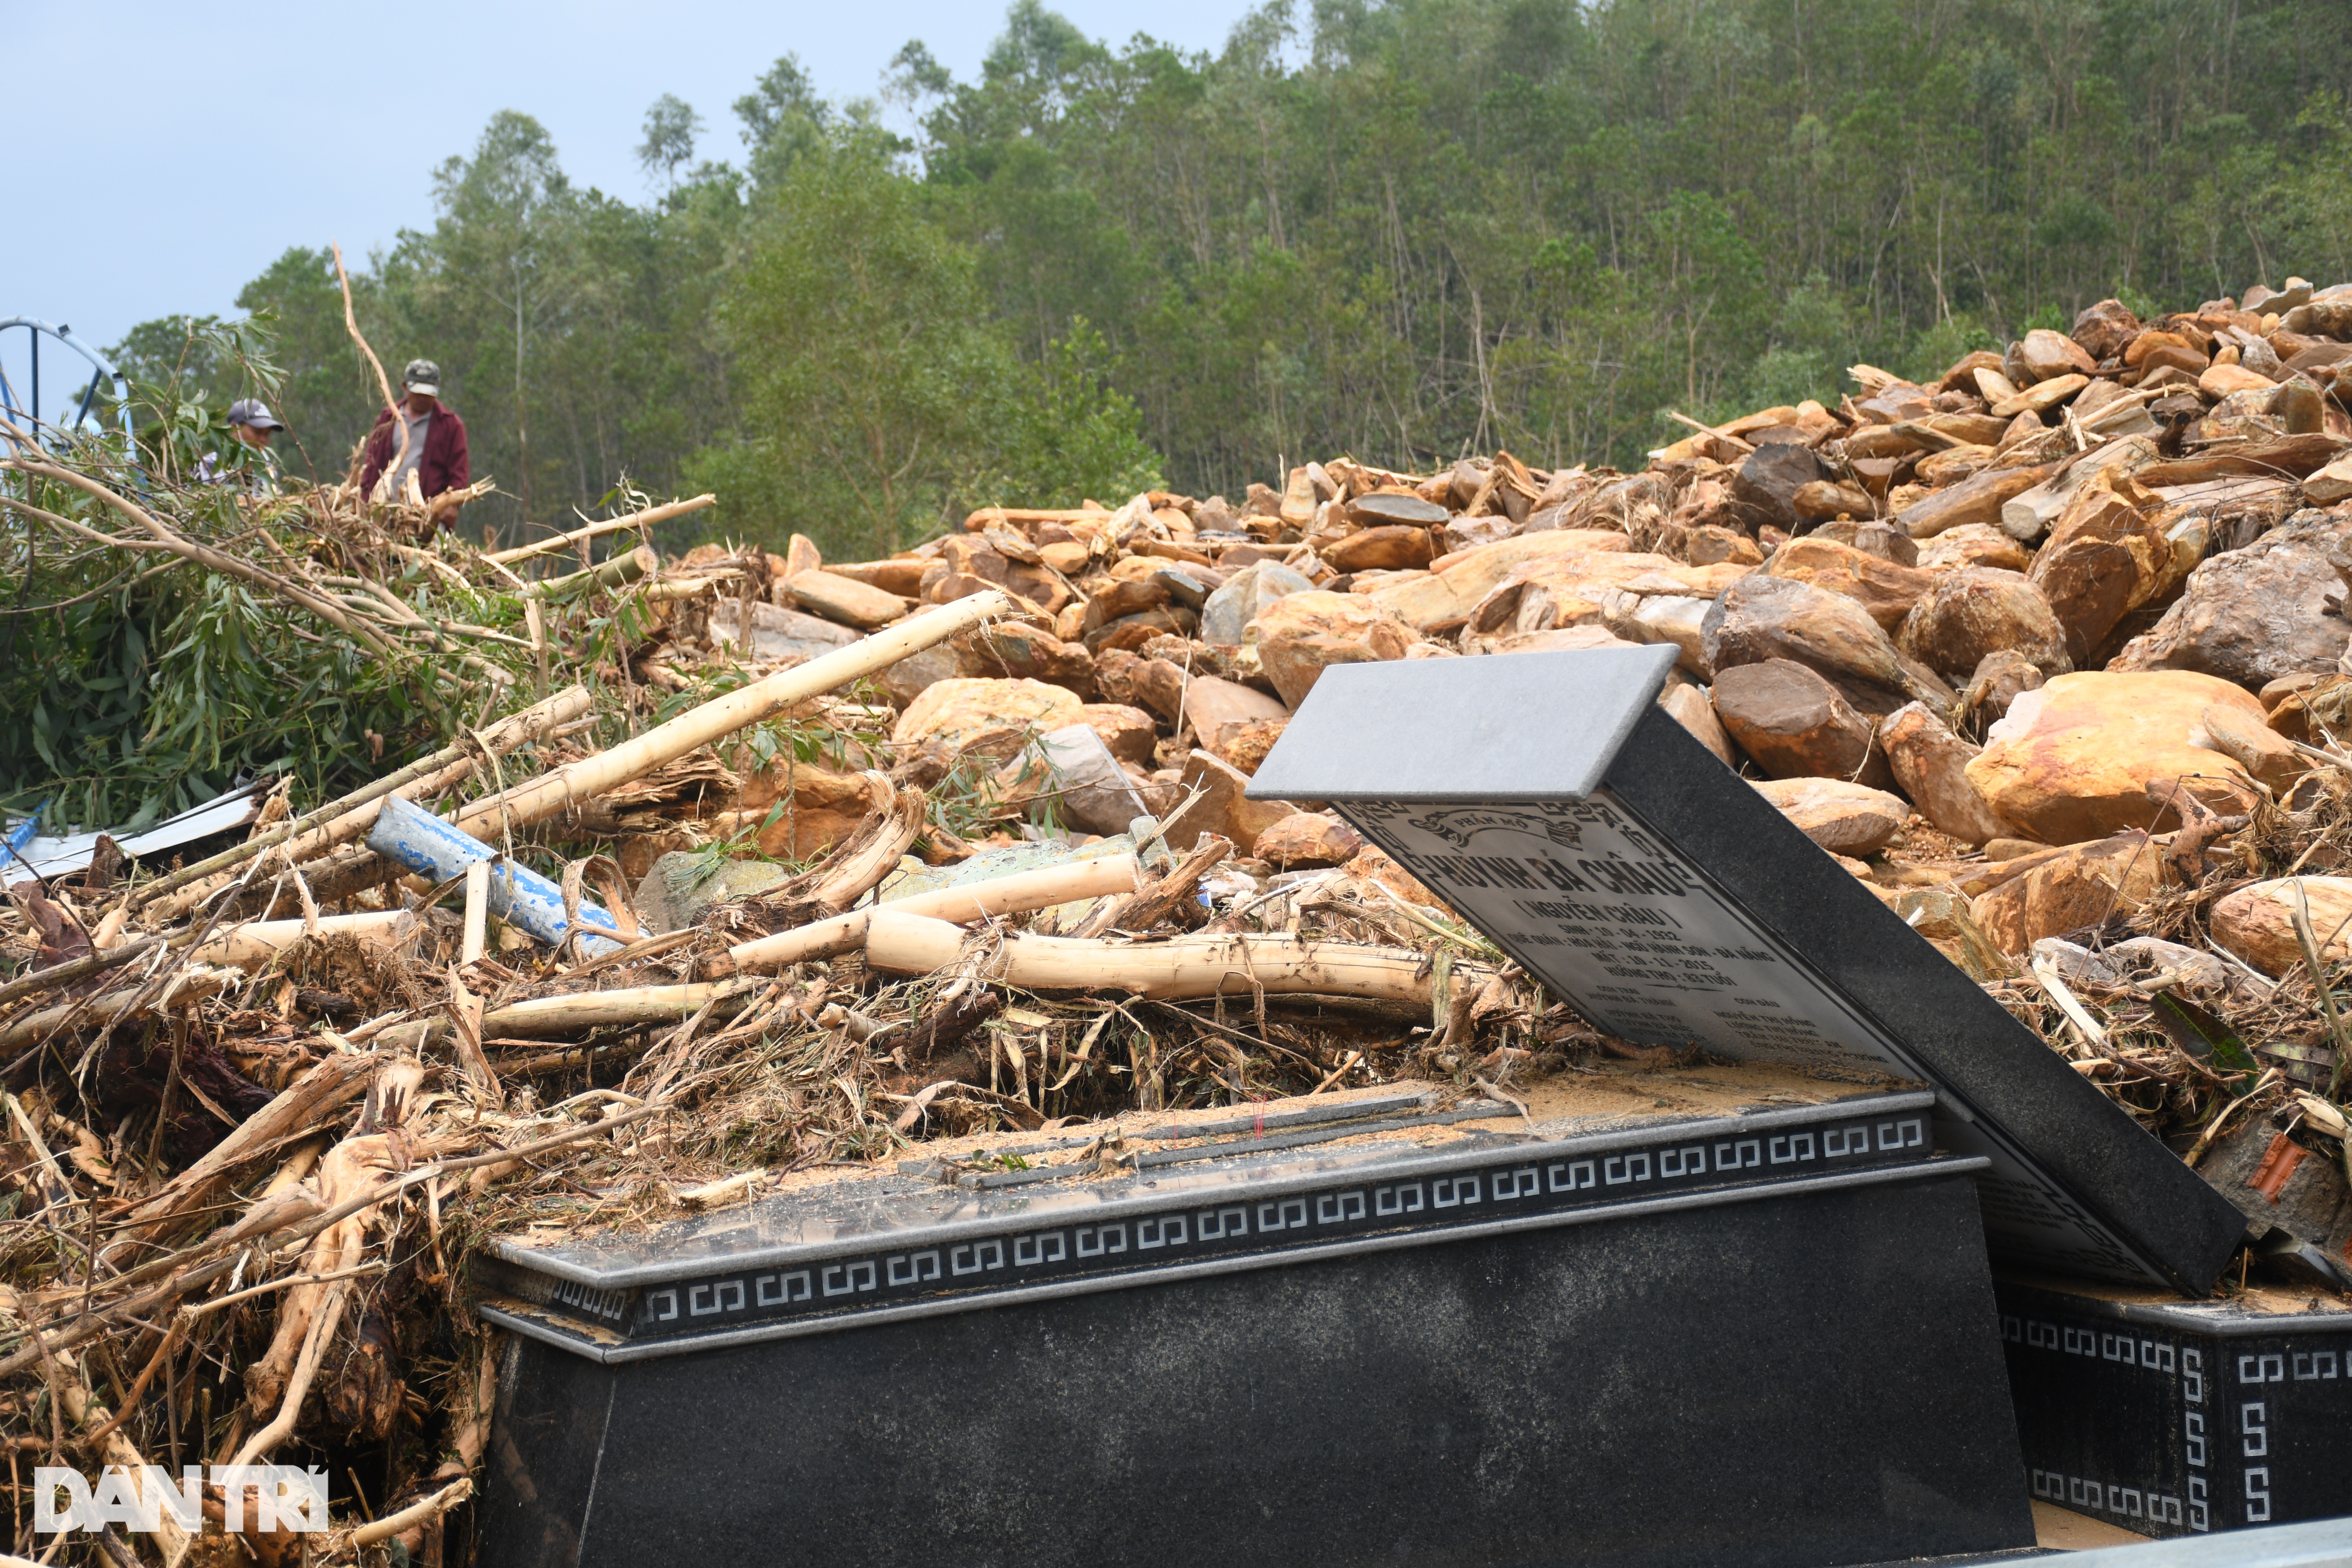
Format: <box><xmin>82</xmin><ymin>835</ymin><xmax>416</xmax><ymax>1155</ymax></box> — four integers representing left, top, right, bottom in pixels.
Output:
<box><xmin>7</xmin><ymin>280</ymin><xmax>2352</xmax><ymax>1559</ymax></box>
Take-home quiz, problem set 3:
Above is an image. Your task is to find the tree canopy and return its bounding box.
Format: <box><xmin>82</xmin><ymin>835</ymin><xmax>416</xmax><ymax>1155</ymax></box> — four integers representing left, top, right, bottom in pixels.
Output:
<box><xmin>115</xmin><ymin>0</ymin><xmax>2352</xmax><ymax>559</ymax></box>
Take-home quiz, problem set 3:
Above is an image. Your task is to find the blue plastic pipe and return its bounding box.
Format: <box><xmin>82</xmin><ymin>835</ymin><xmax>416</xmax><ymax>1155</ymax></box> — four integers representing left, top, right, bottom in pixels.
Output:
<box><xmin>367</xmin><ymin>795</ymin><xmax>623</xmax><ymax>957</ymax></box>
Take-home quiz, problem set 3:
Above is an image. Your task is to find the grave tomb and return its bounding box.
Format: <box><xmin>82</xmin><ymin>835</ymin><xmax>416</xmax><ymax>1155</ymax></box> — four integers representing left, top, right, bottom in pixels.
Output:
<box><xmin>477</xmin><ymin>1075</ymin><xmax>2036</xmax><ymax>1568</ymax></box>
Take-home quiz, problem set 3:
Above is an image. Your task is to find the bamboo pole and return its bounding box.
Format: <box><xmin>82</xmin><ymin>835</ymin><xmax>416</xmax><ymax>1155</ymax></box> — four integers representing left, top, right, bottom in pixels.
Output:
<box><xmin>0</xmin><ymin>968</ymin><xmax>236</xmax><ymax>1051</ymax></box>
<box><xmin>451</xmin><ymin>590</ymin><xmax>1011</xmax><ymax>839</ymax></box>
<box><xmin>863</xmin><ymin>910</ymin><xmax>1449</xmax><ymax>1004</ymax></box>
<box><xmin>484</xmin><ymin>495</ymin><xmax>715</xmax><ymax>565</ymax></box>
<box><xmin>713</xmin><ymin>854</ymin><xmax>1143</xmax><ymax>975</ymax></box>
<box><xmin>139</xmin><ymin>685</ymin><xmax>590</xmax><ymax>918</ymax></box>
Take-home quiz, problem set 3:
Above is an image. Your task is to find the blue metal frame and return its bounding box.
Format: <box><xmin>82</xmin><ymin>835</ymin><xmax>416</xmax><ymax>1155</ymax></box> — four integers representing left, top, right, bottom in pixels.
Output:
<box><xmin>0</xmin><ymin>318</ymin><xmax>131</xmax><ymax>447</ymax></box>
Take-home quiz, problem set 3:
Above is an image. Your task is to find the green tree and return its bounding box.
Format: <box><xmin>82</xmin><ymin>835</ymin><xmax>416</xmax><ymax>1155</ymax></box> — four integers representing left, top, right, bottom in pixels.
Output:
<box><xmin>637</xmin><ymin>94</ymin><xmax>706</xmax><ymax>192</ymax></box>
<box><xmin>695</xmin><ymin>140</ymin><xmax>1012</xmax><ymax>557</ymax></box>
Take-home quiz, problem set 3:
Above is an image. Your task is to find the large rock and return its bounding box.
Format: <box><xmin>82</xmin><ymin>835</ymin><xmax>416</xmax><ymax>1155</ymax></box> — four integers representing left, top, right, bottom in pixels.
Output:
<box><xmin>1467</xmin><ymin>554</ymin><xmax>1744</xmax><ymax>643</ymax></box>
<box><xmin>1751</xmin><ymin>778</ymin><xmax>1909</xmax><ymax>855</ymax></box>
<box><xmin>1006</xmin><ymin>725</ymin><xmax>1151</xmax><ymax>837</ymax></box>
<box><xmin>1468</xmin><ymin>555</ymin><xmax>1750</xmax><ymax>649</ymax></box>
<box><xmin>1970</xmin><ymin>835</ymin><xmax>2163</xmax><ymax>955</ymax></box>
<box><xmin>2196</xmin><ymin>701</ymin><xmax>2304</xmax><ymax>791</ymax></box>
<box><xmin>1081</xmin><ymin>557</ymin><xmax>1176</xmax><ymax>631</ymax></box>
<box><xmin>1078</xmin><ymin>704</ymin><xmax>1159</xmax><ymax>766</ymax></box>
<box><xmin>1896</xmin><ymin>464</ymin><xmax>2051</xmax><ymax>540</ymax></box>
<box><xmin>1199</xmin><ymin>560</ymin><xmax>1315</xmax><ymax>646</ymax></box>
<box><xmin>1321</xmin><ymin>525</ymin><xmax>1435</xmax><ymax>574</ymax></box>
<box><xmin>1730</xmin><ymin>443</ymin><xmax>1828</xmax><ymax>530</ymax></box>
<box><xmin>1915</xmin><ymin>524</ymin><xmax>2031</xmax><ymax>573</ymax></box>
<box><xmin>1878</xmin><ymin>701</ymin><xmax>2011</xmax><ymax>844</ymax></box>
<box><xmin>1128</xmin><ymin>658</ymin><xmax>1189</xmax><ymax>724</ymax></box>
<box><xmin>2111</xmin><ymin>508</ymin><xmax>2352</xmax><ymax>688</ymax></box>
<box><xmin>728</xmin><ymin>762</ymin><xmax>881</xmax><ymax>861</ymax></box>
<box><xmin>893</xmin><ymin>677</ymin><xmax>1084</xmax><ymax>759</ymax></box>
<box><xmin>2012</xmin><ymin>327</ymin><xmax>2099</xmax><ymax>384</ymax></box>
<box><xmin>786</xmin><ymin>568</ymin><xmax>914</xmax><ymax>629</ymax></box>
<box><xmin>1896</xmin><ymin>568</ymin><xmax>2070</xmax><ymax>681</ymax></box>
<box><xmin>1621</xmin><ymin>595</ymin><xmax>1715</xmax><ymax>676</ymax></box>
<box><xmin>953</xmin><ymin>621</ymin><xmax>1097</xmax><ymax>695</ymax></box>
<box><xmin>2071</xmin><ymin>299</ymin><xmax>2142</xmax><ymax>362</ymax></box>
<box><xmin>1702</xmin><ymin>573</ymin><xmax>1912</xmax><ymax>696</ymax></box>
<box><xmin>708</xmin><ymin>598</ymin><xmax>860</xmax><ymax>662</ymax></box>
<box><xmin>1182</xmin><ymin>675</ymin><xmax>1288</xmax><ymax>756</ymax></box>
<box><xmin>2025</xmin><ymin>472</ymin><xmax>2174</xmax><ymax>664</ymax></box>
<box><xmin>1710</xmin><ymin>660</ymin><xmax>1891</xmax><ymax>786</ymax></box>
<box><xmin>1253</xmin><ymin>812</ymin><xmax>1367</xmax><ymax>870</ymax></box>
<box><xmin>1253</xmin><ymin>590</ymin><xmax>1416</xmax><ymax>707</ymax></box>
<box><xmin>633</xmin><ymin>852</ymin><xmax>794</xmax><ymax>933</ymax></box>
<box><xmin>1214</xmin><ymin>717</ymin><xmax>1289</xmax><ymax>775</ymax></box>
<box><xmin>874</xmin><ymin>641</ymin><xmax>961</xmax><ymax>708</ymax></box>
<box><xmin>1960</xmin><ymin>648</ymin><xmax>2047</xmax><ymax>722</ymax></box>
<box><xmin>1997</xmin><ymin>438</ymin><xmax>2157</xmax><ymax>543</ymax></box>
<box><xmin>1761</xmin><ymin>536</ymin><xmax>1935</xmax><ymax>629</ymax></box>
<box><xmin>1660</xmin><ymin>683</ymin><xmax>1734</xmax><ymax>766</ymax></box>
<box><xmin>1361</xmin><ymin>529</ymin><xmax>1629</xmax><ymax>632</ymax></box>
<box><xmin>2209</xmin><ymin>876</ymin><xmax>2352</xmax><ymax>976</ymax></box>
<box><xmin>1174</xmin><ymin>749</ymin><xmax>1297</xmax><ymax>852</ymax></box>
<box><xmin>1963</xmin><ymin>670</ymin><xmax>2265</xmax><ymax>843</ymax></box>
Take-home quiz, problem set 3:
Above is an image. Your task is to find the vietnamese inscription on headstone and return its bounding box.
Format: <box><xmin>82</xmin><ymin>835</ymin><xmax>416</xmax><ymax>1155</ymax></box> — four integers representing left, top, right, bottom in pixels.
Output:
<box><xmin>1345</xmin><ymin>790</ymin><xmax>2158</xmax><ymax>1281</ymax></box>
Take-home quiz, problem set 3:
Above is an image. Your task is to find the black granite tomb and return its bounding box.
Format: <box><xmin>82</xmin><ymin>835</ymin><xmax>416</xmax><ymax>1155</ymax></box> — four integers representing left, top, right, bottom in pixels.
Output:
<box><xmin>1246</xmin><ymin>646</ymin><xmax>2246</xmax><ymax>1295</ymax></box>
<box><xmin>1994</xmin><ymin>1277</ymin><xmax>2352</xmax><ymax>1540</ymax></box>
<box><xmin>477</xmin><ymin>1089</ymin><xmax>2037</xmax><ymax>1567</ymax></box>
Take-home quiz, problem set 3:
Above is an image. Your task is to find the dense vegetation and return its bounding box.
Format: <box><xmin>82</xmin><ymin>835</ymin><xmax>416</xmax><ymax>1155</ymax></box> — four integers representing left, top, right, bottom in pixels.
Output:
<box><xmin>111</xmin><ymin>0</ymin><xmax>2352</xmax><ymax>561</ymax></box>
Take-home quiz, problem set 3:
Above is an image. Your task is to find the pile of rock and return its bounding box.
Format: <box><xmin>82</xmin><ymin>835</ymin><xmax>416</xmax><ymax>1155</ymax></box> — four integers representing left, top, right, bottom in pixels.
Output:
<box><xmin>665</xmin><ymin>278</ymin><xmax>2349</xmax><ymax>988</ymax></box>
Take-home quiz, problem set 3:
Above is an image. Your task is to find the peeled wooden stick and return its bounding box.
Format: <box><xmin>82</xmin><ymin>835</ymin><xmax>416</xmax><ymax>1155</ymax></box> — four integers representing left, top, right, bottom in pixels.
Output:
<box><xmin>864</xmin><ymin>910</ymin><xmax>1448</xmax><ymax>1004</ymax></box>
<box><xmin>188</xmin><ymin>910</ymin><xmax>406</xmax><ymax>969</ymax></box>
<box><xmin>230</xmin><ymin>1282</ymin><xmax>352</xmax><ymax>1469</ymax></box>
<box><xmin>713</xmin><ymin>853</ymin><xmax>1144</xmax><ymax>975</ymax></box>
<box><xmin>483</xmin><ymin>982</ymin><xmax>755</xmax><ymax>1036</ymax></box>
<box><xmin>352</xmin><ymin>1478</ymin><xmax>474</xmax><ymax>1548</ymax></box>
<box><xmin>453</xmin><ymin>592</ymin><xmax>1010</xmax><ymax>839</ymax></box>
<box><xmin>484</xmin><ymin>495</ymin><xmax>716</xmax><ymax>565</ymax></box>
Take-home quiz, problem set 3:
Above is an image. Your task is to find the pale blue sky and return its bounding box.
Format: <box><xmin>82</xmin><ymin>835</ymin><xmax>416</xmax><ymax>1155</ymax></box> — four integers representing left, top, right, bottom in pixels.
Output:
<box><xmin>10</xmin><ymin>0</ymin><xmax>1262</xmax><ymax>365</ymax></box>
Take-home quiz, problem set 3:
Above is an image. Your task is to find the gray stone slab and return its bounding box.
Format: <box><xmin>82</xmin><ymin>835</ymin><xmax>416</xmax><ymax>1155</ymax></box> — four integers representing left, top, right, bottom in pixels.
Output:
<box><xmin>1246</xmin><ymin>650</ymin><xmax>2246</xmax><ymax>1295</ymax></box>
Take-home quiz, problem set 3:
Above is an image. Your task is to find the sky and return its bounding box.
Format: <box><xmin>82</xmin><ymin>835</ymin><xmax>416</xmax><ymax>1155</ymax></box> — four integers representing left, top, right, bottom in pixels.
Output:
<box><xmin>8</xmin><ymin>0</ymin><xmax>1262</xmax><ymax>415</ymax></box>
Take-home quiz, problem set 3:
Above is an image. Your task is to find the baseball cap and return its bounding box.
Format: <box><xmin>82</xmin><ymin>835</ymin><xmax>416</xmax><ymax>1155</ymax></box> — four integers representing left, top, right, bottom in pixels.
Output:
<box><xmin>403</xmin><ymin>359</ymin><xmax>441</xmax><ymax>398</ymax></box>
<box><xmin>227</xmin><ymin>398</ymin><xmax>285</xmax><ymax>430</ymax></box>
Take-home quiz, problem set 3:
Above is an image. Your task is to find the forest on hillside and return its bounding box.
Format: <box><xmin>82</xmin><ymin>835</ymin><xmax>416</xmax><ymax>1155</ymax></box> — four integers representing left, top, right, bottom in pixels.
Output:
<box><xmin>109</xmin><ymin>0</ymin><xmax>2352</xmax><ymax>561</ymax></box>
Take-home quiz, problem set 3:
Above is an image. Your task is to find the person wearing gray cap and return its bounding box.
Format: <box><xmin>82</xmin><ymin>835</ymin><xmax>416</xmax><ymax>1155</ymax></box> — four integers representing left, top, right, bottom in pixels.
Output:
<box><xmin>195</xmin><ymin>397</ymin><xmax>286</xmax><ymax>492</ymax></box>
<box><xmin>359</xmin><ymin>358</ymin><xmax>471</xmax><ymax>526</ymax></box>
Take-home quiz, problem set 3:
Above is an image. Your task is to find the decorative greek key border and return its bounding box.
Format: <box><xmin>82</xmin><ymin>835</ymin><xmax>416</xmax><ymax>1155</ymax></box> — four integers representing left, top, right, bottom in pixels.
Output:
<box><xmin>485</xmin><ymin>1101</ymin><xmax>1960</xmax><ymax>1363</ymax></box>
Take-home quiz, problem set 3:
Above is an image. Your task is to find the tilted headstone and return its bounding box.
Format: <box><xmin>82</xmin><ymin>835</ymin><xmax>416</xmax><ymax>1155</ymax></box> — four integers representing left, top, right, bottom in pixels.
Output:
<box><xmin>1247</xmin><ymin>645</ymin><xmax>2246</xmax><ymax>1294</ymax></box>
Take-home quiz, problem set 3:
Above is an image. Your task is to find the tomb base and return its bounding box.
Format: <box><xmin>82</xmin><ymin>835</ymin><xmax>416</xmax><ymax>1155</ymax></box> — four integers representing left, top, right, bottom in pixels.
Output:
<box><xmin>1995</xmin><ymin>1276</ymin><xmax>2352</xmax><ymax>1541</ymax></box>
<box><xmin>480</xmin><ymin>1090</ymin><xmax>2034</xmax><ymax>1567</ymax></box>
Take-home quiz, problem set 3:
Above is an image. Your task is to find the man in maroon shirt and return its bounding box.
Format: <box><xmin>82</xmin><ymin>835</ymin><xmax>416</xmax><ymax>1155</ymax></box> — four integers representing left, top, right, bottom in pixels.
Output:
<box><xmin>359</xmin><ymin>358</ymin><xmax>470</xmax><ymax>526</ymax></box>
